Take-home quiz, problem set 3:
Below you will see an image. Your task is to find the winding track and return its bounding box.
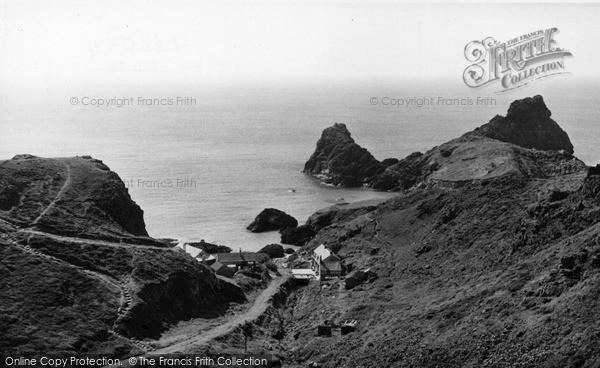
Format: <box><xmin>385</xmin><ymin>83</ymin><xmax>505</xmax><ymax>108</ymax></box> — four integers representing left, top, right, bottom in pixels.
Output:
<box><xmin>30</xmin><ymin>162</ymin><xmax>72</xmax><ymax>226</ymax></box>
<box><xmin>2</xmin><ymin>229</ymin><xmax>150</xmax><ymax>352</ymax></box>
<box><xmin>151</xmin><ymin>271</ymin><xmax>291</xmax><ymax>354</ymax></box>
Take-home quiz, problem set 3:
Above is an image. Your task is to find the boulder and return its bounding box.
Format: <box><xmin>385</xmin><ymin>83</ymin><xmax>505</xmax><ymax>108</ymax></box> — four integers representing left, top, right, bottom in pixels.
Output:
<box><xmin>258</xmin><ymin>243</ymin><xmax>285</xmax><ymax>259</ymax></box>
<box><xmin>247</xmin><ymin>208</ymin><xmax>298</xmax><ymax>232</ymax></box>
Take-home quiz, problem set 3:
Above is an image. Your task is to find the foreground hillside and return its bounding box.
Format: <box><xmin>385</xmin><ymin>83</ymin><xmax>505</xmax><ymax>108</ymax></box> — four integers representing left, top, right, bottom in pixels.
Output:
<box><xmin>254</xmin><ymin>96</ymin><xmax>600</xmax><ymax>367</ymax></box>
<box><xmin>0</xmin><ymin>155</ymin><xmax>245</xmax><ymax>357</ymax></box>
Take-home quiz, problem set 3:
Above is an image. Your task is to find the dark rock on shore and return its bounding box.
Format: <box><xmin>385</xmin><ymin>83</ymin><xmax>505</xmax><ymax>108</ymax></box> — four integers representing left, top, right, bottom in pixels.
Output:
<box><xmin>258</xmin><ymin>243</ymin><xmax>285</xmax><ymax>259</ymax></box>
<box><xmin>466</xmin><ymin>95</ymin><xmax>574</xmax><ymax>153</ymax></box>
<box><xmin>280</xmin><ymin>224</ymin><xmax>316</xmax><ymax>246</ymax></box>
<box><xmin>247</xmin><ymin>208</ymin><xmax>298</xmax><ymax>232</ymax></box>
<box><xmin>303</xmin><ymin>123</ymin><xmax>385</xmax><ymax>187</ymax></box>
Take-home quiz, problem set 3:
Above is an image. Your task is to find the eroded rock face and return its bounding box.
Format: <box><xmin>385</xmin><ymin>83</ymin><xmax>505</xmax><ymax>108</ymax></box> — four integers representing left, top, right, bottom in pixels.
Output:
<box><xmin>303</xmin><ymin>123</ymin><xmax>384</xmax><ymax>187</ymax></box>
<box><xmin>466</xmin><ymin>95</ymin><xmax>574</xmax><ymax>153</ymax></box>
<box><xmin>247</xmin><ymin>208</ymin><xmax>298</xmax><ymax>232</ymax></box>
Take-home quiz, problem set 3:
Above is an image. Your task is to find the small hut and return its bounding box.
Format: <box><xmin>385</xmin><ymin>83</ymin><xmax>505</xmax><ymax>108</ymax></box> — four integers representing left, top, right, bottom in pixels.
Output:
<box><xmin>211</xmin><ymin>261</ymin><xmax>235</xmax><ymax>278</ymax></box>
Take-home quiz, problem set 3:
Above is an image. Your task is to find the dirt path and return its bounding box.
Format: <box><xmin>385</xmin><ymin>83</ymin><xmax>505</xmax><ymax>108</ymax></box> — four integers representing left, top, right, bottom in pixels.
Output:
<box><xmin>151</xmin><ymin>271</ymin><xmax>291</xmax><ymax>354</ymax></box>
<box><xmin>3</xmin><ymin>231</ymin><xmax>150</xmax><ymax>351</ymax></box>
<box><xmin>18</xmin><ymin>229</ymin><xmax>174</xmax><ymax>251</ymax></box>
<box><xmin>31</xmin><ymin>162</ymin><xmax>71</xmax><ymax>226</ymax></box>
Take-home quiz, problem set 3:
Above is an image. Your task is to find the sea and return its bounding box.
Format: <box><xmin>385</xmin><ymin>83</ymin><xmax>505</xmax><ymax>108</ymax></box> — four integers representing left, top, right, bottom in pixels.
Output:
<box><xmin>2</xmin><ymin>78</ymin><xmax>599</xmax><ymax>251</ymax></box>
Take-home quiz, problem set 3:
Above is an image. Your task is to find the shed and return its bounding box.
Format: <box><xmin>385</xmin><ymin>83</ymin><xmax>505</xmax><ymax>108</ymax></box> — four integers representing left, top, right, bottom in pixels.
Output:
<box><xmin>344</xmin><ymin>270</ymin><xmax>366</xmax><ymax>290</ymax></box>
<box><xmin>211</xmin><ymin>261</ymin><xmax>235</xmax><ymax>278</ymax></box>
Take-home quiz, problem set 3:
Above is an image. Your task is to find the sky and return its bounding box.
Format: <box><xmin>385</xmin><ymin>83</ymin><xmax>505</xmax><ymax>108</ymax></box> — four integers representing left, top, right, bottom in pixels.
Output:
<box><xmin>1</xmin><ymin>1</ymin><xmax>599</xmax><ymax>89</ymax></box>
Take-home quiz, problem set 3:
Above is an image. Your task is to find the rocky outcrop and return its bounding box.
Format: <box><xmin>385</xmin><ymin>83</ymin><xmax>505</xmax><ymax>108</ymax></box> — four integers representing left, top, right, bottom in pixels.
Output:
<box><xmin>247</xmin><ymin>208</ymin><xmax>298</xmax><ymax>232</ymax></box>
<box><xmin>184</xmin><ymin>240</ymin><xmax>232</xmax><ymax>254</ymax></box>
<box><xmin>279</xmin><ymin>129</ymin><xmax>598</xmax><ymax>367</ymax></box>
<box><xmin>258</xmin><ymin>243</ymin><xmax>285</xmax><ymax>259</ymax></box>
<box><xmin>465</xmin><ymin>95</ymin><xmax>574</xmax><ymax>153</ymax></box>
<box><xmin>581</xmin><ymin>164</ymin><xmax>600</xmax><ymax>200</ymax></box>
<box><xmin>367</xmin><ymin>96</ymin><xmax>583</xmax><ymax>191</ymax></box>
<box><xmin>280</xmin><ymin>224</ymin><xmax>316</xmax><ymax>246</ymax></box>
<box><xmin>303</xmin><ymin>97</ymin><xmax>580</xmax><ymax>192</ymax></box>
<box><xmin>0</xmin><ymin>156</ymin><xmax>247</xmax><ymax>355</ymax></box>
<box><xmin>0</xmin><ymin>155</ymin><xmax>150</xmax><ymax>242</ymax></box>
<box><xmin>303</xmin><ymin>123</ymin><xmax>385</xmax><ymax>187</ymax></box>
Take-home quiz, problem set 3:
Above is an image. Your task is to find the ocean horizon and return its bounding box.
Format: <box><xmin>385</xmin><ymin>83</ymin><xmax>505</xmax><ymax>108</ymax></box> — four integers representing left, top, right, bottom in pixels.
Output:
<box><xmin>2</xmin><ymin>78</ymin><xmax>599</xmax><ymax>251</ymax></box>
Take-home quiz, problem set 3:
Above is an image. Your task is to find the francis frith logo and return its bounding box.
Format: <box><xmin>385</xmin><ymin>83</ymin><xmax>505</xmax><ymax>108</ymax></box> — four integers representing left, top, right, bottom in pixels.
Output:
<box><xmin>463</xmin><ymin>28</ymin><xmax>572</xmax><ymax>91</ymax></box>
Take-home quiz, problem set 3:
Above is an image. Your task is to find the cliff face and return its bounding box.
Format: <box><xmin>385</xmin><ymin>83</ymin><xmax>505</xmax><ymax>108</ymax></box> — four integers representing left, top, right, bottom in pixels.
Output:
<box><xmin>0</xmin><ymin>155</ymin><xmax>246</xmax><ymax>356</ymax></box>
<box><xmin>268</xmin><ymin>97</ymin><xmax>600</xmax><ymax>367</ymax></box>
<box><xmin>303</xmin><ymin>123</ymin><xmax>384</xmax><ymax>187</ymax></box>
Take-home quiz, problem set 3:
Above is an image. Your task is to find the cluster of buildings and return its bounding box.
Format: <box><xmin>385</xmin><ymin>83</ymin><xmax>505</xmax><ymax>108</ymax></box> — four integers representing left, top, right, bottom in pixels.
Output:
<box><xmin>179</xmin><ymin>241</ymin><xmax>357</xmax><ymax>285</ymax></box>
<box><xmin>178</xmin><ymin>243</ymin><xmax>267</xmax><ymax>278</ymax></box>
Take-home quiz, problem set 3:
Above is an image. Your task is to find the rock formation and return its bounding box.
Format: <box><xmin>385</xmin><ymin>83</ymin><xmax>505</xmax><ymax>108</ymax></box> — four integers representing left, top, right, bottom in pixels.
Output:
<box><xmin>265</xmin><ymin>96</ymin><xmax>600</xmax><ymax>367</ymax></box>
<box><xmin>280</xmin><ymin>224</ymin><xmax>316</xmax><ymax>246</ymax></box>
<box><xmin>466</xmin><ymin>95</ymin><xmax>574</xmax><ymax>153</ymax></box>
<box><xmin>247</xmin><ymin>208</ymin><xmax>298</xmax><ymax>232</ymax></box>
<box><xmin>0</xmin><ymin>155</ymin><xmax>246</xmax><ymax>356</ymax></box>
<box><xmin>303</xmin><ymin>123</ymin><xmax>385</xmax><ymax>187</ymax></box>
<box><xmin>0</xmin><ymin>155</ymin><xmax>150</xmax><ymax>242</ymax></box>
<box><xmin>305</xmin><ymin>97</ymin><xmax>579</xmax><ymax>192</ymax></box>
<box><xmin>258</xmin><ymin>243</ymin><xmax>285</xmax><ymax>259</ymax></box>
<box><xmin>185</xmin><ymin>239</ymin><xmax>232</xmax><ymax>254</ymax></box>
<box><xmin>371</xmin><ymin>96</ymin><xmax>581</xmax><ymax>191</ymax></box>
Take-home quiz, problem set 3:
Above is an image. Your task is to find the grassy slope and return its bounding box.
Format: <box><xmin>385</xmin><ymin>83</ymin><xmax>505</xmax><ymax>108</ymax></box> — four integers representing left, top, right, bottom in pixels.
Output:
<box><xmin>0</xmin><ymin>155</ymin><xmax>247</xmax><ymax>356</ymax></box>
<box><xmin>0</xmin><ymin>239</ymin><xmax>126</xmax><ymax>356</ymax></box>
<box><xmin>276</xmin><ymin>169</ymin><xmax>600</xmax><ymax>368</ymax></box>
